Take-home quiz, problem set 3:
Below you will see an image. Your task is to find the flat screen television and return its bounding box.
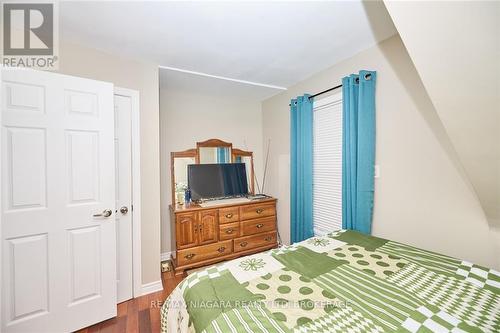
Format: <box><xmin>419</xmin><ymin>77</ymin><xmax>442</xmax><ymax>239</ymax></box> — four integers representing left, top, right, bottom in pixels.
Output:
<box><xmin>187</xmin><ymin>163</ymin><xmax>248</xmax><ymax>201</ymax></box>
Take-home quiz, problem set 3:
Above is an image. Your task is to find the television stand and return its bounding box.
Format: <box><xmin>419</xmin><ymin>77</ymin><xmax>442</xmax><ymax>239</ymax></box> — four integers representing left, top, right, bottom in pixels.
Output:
<box><xmin>169</xmin><ymin>197</ymin><xmax>278</xmax><ymax>276</ymax></box>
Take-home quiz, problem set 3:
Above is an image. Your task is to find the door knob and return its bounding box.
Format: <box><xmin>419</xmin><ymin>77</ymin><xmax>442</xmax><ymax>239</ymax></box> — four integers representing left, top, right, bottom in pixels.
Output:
<box><xmin>120</xmin><ymin>206</ymin><xmax>128</xmax><ymax>214</ymax></box>
<box><xmin>93</xmin><ymin>209</ymin><xmax>112</xmax><ymax>218</ymax></box>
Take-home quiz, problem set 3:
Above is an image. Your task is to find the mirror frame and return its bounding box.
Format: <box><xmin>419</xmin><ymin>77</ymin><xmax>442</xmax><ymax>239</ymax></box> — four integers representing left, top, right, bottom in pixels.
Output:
<box><xmin>196</xmin><ymin>138</ymin><xmax>233</xmax><ymax>164</ymax></box>
<box><xmin>171</xmin><ymin>139</ymin><xmax>255</xmax><ymax>205</ymax></box>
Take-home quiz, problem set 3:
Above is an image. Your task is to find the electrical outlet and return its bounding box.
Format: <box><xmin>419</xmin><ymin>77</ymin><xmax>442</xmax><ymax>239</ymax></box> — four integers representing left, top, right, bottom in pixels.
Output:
<box><xmin>374</xmin><ymin>165</ymin><xmax>380</xmax><ymax>178</ymax></box>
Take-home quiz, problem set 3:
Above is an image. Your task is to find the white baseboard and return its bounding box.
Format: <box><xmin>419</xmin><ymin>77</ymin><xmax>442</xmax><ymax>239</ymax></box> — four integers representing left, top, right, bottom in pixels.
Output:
<box><xmin>141</xmin><ymin>280</ymin><xmax>163</xmax><ymax>296</ymax></box>
<box><xmin>161</xmin><ymin>251</ymin><xmax>172</xmax><ymax>262</ymax></box>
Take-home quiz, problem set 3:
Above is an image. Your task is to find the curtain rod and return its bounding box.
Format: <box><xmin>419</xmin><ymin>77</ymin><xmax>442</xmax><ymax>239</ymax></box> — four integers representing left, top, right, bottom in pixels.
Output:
<box><xmin>289</xmin><ymin>83</ymin><xmax>342</xmax><ymax>106</ymax></box>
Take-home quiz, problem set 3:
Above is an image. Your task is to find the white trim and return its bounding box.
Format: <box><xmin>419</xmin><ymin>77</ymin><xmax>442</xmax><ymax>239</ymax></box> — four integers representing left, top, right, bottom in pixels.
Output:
<box><xmin>159</xmin><ymin>65</ymin><xmax>287</xmax><ymax>91</ymax></box>
<box><xmin>161</xmin><ymin>251</ymin><xmax>172</xmax><ymax>262</ymax></box>
<box><xmin>0</xmin><ymin>67</ymin><xmax>3</xmax><ymax>322</ymax></box>
<box><xmin>141</xmin><ymin>280</ymin><xmax>163</xmax><ymax>296</ymax></box>
<box><xmin>114</xmin><ymin>87</ymin><xmax>142</xmax><ymax>298</ymax></box>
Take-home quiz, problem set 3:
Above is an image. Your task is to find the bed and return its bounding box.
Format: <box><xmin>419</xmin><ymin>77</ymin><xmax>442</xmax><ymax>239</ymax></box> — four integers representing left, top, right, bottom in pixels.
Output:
<box><xmin>161</xmin><ymin>229</ymin><xmax>500</xmax><ymax>332</ymax></box>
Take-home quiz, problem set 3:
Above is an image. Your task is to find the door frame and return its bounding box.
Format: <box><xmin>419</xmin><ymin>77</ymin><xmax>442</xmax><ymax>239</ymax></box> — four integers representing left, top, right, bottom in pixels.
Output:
<box><xmin>114</xmin><ymin>87</ymin><xmax>142</xmax><ymax>298</ymax></box>
<box><xmin>0</xmin><ymin>66</ymin><xmax>3</xmax><ymax>324</ymax></box>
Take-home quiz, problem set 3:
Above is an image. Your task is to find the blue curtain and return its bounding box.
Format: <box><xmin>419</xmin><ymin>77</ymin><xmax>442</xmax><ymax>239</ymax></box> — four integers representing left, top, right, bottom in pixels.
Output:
<box><xmin>342</xmin><ymin>70</ymin><xmax>377</xmax><ymax>234</ymax></box>
<box><xmin>290</xmin><ymin>94</ymin><xmax>314</xmax><ymax>243</ymax></box>
<box><xmin>217</xmin><ymin>147</ymin><xmax>228</xmax><ymax>163</ymax></box>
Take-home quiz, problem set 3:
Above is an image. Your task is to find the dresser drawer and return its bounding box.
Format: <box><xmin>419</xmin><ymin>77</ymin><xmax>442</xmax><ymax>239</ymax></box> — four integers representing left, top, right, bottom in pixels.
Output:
<box><xmin>177</xmin><ymin>240</ymin><xmax>232</xmax><ymax>266</ymax></box>
<box><xmin>219</xmin><ymin>222</ymin><xmax>240</xmax><ymax>240</ymax></box>
<box><xmin>241</xmin><ymin>216</ymin><xmax>276</xmax><ymax>236</ymax></box>
<box><xmin>240</xmin><ymin>203</ymin><xmax>276</xmax><ymax>221</ymax></box>
<box><xmin>234</xmin><ymin>231</ymin><xmax>277</xmax><ymax>253</ymax></box>
<box><xmin>219</xmin><ymin>207</ymin><xmax>239</xmax><ymax>224</ymax></box>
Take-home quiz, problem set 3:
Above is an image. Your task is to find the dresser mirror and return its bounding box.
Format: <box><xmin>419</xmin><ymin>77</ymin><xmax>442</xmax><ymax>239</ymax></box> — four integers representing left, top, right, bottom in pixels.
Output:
<box><xmin>171</xmin><ymin>149</ymin><xmax>197</xmax><ymax>205</ymax></box>
<box><xmin>171</xmin><ymin>139</ymin><xmax>254</xmax><ymax>205</ymax></box>
<box><xmin>232</xmin><ymin>149</ymin><xmax>255</xmax><ymax>194</ymax></box>
<box><xmin>197</xmin><ymin>138</ymin><xmax>232</xmax><ymax>164</ymax></box>
<box><xmin>198</xmin><ymin>147</ymin><xmax>231</xmax><ymax>163</ymax></box>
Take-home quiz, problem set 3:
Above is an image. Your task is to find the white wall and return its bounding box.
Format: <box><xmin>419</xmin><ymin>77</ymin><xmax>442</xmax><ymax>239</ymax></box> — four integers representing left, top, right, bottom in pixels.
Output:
<box><xmin>160</xmin><ymin>88</ymin><xmax>263</xmax><ymax>253</ymax></box>
<box><xmin>58</xmin><ymin>40</ymin><xmax>161</xmax><ymax>285</ymax></box>
<box><xmin>262</xmin><ymin>35</ymin><xmax>499</xmax><ymax>269</ymax></box>
<box><xmin>384</xmin><ymin>0</ymin><xmax>500</xmax><ymax>227</ymax></box>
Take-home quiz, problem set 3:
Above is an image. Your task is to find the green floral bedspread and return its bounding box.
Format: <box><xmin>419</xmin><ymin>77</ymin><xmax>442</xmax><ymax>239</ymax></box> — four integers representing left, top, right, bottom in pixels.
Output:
<box><xmin>161</xmin><ymin>230</ymin><xmax>500</xmax><ymax>332</ymax></box>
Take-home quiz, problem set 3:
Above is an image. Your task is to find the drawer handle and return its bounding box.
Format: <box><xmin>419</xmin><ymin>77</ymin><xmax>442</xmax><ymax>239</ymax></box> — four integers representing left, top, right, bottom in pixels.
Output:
<box><xmin>225</xmin><ymin>228</ymin><xmax>234</xmax><ymax>234</ymax></box>
<box><xmin>225</xmin><ymin>213</ymin><xmax>233</xmax><ymax>219</ymax></box>
<box><xmin>240</xmin><ymin>241</ymin><xmax>248</xmax><ymax>247</ymax></box>
<box><xmin>264</xmin><ymin>236</ymin><xmax>273</xmax><ymax>242</ymax></box>
<box><xmin>256</xmin><ymin>209</ymin><xmax>264</xmax><ymax>214</ymax></box>
<box><xmin>184</xmin><ymin>253</ymin><xmax>195</xmax><ymax>260</ymax></box>
<box><xmin>256</xmin><ymin>223</ymin><xmax>264</xmax><ymax>229</ymax></box>
<box><xmin>217</xmin><ymin>246</ymin><xmax>226</xmax><ymax>253</ymax></box>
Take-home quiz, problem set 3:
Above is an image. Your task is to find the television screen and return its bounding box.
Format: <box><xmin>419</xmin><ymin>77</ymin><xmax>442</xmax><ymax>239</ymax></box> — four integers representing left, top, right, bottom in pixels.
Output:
<box><xmin>187</xmin><ymin>163</ymin><xmax>248</xmax><ymax>201</ymax></box>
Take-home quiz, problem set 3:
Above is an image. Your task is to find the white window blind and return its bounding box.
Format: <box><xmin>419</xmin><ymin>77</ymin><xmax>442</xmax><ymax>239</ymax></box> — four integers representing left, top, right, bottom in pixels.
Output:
<box><xmin>313</xmin><ymin>92</ymin><xmax>343</xmax><ymax>235</ymax></box>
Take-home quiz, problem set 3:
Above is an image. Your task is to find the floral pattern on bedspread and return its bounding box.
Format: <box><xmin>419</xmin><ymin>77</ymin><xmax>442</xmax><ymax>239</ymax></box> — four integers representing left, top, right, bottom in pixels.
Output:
<box><xmin>161</xmin><ymin>230</ymin><xmax>500</xmax><ymax>332</ymax></box>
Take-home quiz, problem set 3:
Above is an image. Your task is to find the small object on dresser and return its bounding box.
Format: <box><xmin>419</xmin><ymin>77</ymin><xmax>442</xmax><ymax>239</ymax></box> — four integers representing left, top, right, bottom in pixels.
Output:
<box><xmin>176</xmin><ymin>192</ymin><xmax>184</xmax><ymax>205</ymax></box>
<box><xmin>175</xmin><ymin>182</ymin><xmax>188</xmax><ymax>205</ymax></box>
<box><xmin>184</xmin><ymin>188</ymin><xmax>191</xmax><ymax>203</ymax></box>
<box><xmin>247</xmin><ymin>194</ymin><xmax>270</xmax><ymax>200</ymax></box>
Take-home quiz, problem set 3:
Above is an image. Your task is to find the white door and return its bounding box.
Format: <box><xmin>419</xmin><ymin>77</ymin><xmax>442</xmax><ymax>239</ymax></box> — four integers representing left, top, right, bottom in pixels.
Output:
<box><xmin>1</xmin><ymin>68</ymin><xmax>116</xmax><ymax>332</ymax></box>
<box><xmin>114</xmin><ymin>91</ymin><xmax>133</xmax><ymax>303</ymax></box>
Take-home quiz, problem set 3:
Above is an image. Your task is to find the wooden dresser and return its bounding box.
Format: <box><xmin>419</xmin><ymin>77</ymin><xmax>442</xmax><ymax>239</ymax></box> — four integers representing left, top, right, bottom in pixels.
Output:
<box><xmin>170</xmin><ymin>198</ymin><xmax>277</xmax><ymax>275</ymax></box>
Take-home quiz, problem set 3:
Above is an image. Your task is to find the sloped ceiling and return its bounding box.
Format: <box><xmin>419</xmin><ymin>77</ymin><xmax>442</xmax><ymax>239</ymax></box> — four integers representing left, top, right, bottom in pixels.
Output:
<box><xmin>384</xmin><ymin>1</ymin><xmax>500</xmax><ymax>225</ymax></box>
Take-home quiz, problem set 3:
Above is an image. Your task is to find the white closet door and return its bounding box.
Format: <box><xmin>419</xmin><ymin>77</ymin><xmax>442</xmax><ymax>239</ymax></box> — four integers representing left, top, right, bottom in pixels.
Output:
<box><xmin>1</xmin><ymin>68</ymin><xmax>116</xmax><ymax>332</ymax></box>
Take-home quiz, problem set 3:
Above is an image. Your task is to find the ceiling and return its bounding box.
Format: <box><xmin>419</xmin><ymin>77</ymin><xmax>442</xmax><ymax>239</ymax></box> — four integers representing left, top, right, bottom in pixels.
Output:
<box><xmin>60</xmin><ymin>1</ymin><xmax>396</xmax><ymax>100</ymax></box>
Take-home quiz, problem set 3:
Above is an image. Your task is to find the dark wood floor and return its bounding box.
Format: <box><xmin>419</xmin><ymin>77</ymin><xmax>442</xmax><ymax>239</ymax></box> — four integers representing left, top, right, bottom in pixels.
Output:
<box><xmin>76</xmin><ymin>270</ymin><xmax>186</xmax><ymax>333</ymax></box>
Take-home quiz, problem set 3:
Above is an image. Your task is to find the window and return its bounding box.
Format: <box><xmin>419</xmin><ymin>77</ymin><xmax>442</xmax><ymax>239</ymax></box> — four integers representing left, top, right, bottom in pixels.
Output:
<box><xmin>313</xmin><ymin>91</ymin><xmax>343</xmax><ymax>235</ymax></box>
